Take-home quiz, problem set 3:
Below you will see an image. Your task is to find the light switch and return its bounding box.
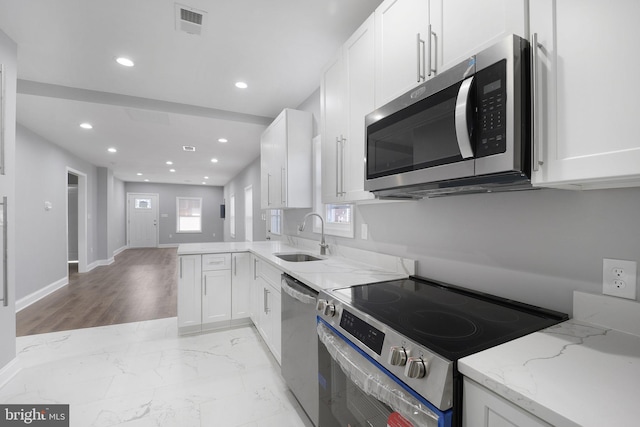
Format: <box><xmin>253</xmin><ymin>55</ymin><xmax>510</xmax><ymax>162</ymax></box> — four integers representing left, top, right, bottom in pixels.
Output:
<box><xmin>44</xmin><ymin>201</ymin><xmax>53</xmax><ymax>211</ymax></box>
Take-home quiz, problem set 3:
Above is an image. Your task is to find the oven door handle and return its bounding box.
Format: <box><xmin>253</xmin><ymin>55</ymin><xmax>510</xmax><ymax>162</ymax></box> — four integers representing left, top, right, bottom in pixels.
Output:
<box><xmin>454</xmin><ymin>76</ymin><xmax>475</xmax><ymax>159</ymax></box>
<box><xmin>317</xmin><ymin>321</ymin><xmax>441</xmax><ymax>427</ymax></box>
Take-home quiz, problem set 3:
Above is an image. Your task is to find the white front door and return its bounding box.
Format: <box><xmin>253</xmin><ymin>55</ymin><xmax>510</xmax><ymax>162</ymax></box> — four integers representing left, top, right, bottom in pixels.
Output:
<box><xmin>127</xmin><ymin>193</ymin><xmax>159</xmax><ymax>248</ymax></box>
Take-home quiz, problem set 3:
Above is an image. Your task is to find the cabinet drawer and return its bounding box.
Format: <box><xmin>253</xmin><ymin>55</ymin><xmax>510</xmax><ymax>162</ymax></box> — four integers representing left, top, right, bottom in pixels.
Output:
<box><xmin>256</xmin><ymin>258</ymin><xmax>283</xmax><ymax>289</ymax></box>
<box><xmin>202</xmin><ymin>253</ymin><xmax>232</xmax><ymax>271</ymax></box>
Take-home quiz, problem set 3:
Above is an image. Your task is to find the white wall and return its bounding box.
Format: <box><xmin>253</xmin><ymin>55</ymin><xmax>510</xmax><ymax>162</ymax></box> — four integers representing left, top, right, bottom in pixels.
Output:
<box><xmin>223</xmin><ymin>156</ymin><xmax>266</xmax><ymax>242</ymax></box>
<box><xmin>125</xmin><ymin>182</ymin><xmax>224</xmax><ymax>245</ymax></box>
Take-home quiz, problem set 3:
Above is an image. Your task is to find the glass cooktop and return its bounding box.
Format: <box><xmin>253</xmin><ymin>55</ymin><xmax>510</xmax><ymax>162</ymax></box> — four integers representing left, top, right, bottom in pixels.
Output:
<box><xmin>330</xmin><ymin>277</ymin><xmax>568</xmax><ymax>361</ymax></box>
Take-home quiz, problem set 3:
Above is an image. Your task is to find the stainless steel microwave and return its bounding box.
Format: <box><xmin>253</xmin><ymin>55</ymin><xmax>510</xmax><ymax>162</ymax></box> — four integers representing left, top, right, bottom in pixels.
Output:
<box><xmin>365</xmin><ymin>35</ymin><xmax>531</xmax><ymax>198</ymax></box>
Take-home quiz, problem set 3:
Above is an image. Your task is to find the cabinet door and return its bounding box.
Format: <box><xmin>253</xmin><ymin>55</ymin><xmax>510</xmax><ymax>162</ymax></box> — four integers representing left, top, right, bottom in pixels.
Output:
<box><xmin>202</xmin><ymin>270</ymin><xmax>232</xmax><ymax>324</ymax></box>
<box><xmin>250</xmin><ymin>256</ymin><xmax>260</xmax><ymax>325</ymax></box>
<box><xmin>321</xmin><ymin>50</ymin><xmax>346</xmax><ymax>204</ymax></box>
<box><xmin>343</xmin><ymin>14</ymin><xmax>376</xmax><ymax>201</ymax></box>
<box><xmin>375</xmin><ymin>0</ymin><xmax>429</xmax><ymax>107</ymax></box>
<box><xmin>431</xmin><ymin>0</ymin><xmax>527</xmax><ymax>73</ymax></box>
<box><xmin>530</xmin><ymin>0</ymin><xmax>640</xmax><ymax>189</ymax></box>
<box><xmin>260</xmin><ymin>120</ymin><xmax>280</xmax><ymax>209</ymax></box>
<box><xmin>463</xmin><ymin>378</ymin><xmax>552</xmax><ymax>427</ymax></box>
<box><xmin>231</xmin><ymin>253</ymin><xmax>251</xmax><ymax>319</ymax></box>
<box><xmin>268</xmin><ymin>283</ymin><xmax>282</xmax><ymax>365</ymax></box>
<box><xmin>177</xmin><ymin>255</ymin><xmax>202</xmax><ymax>331</ymax></box>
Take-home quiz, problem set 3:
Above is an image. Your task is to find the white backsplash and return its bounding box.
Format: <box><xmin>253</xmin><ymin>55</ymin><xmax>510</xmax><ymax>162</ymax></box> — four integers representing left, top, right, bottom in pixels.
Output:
<box><xmin>282</xmin><ymin>235</ymin><xmax>415</xmax><ymax>276</ymax></box>
<box><xmin>573</xmin><ymin>291</ymin><xmax>640</xmax><ymax>337</ymax></box>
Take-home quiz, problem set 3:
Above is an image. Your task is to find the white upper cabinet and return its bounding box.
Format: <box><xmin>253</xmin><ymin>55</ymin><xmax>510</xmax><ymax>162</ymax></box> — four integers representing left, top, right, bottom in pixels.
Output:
<box><xmin>321</xmin><ymin>14</ymin><xmax>376</xmax><ymax>203</ymax></box>
<box><xmin>530</xmin><ymin>0</ymin><xmax>640</xmax><ymax>189</ymax></box>
<box><xmin>432</xmin><ymin>0</ymin><xmax>528</xmax><ymax>73</ymax></box>
<box><xmin>374</xmin><ymin>0</ymin><xmax>528</xmax><ymax>108</ymax></box>
<box><xmin>260</xmin><ymin>108</ymin><xmax>313</xmax><ymax>209</ymax></box>
<box><xmin>374</xmin><ymin>0</ymin><xmax>430</xmax><ymax>107</ymax></box>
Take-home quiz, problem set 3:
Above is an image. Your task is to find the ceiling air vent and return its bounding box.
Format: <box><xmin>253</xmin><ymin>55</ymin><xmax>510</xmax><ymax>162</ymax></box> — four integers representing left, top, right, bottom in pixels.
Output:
<box><xmin>182</xmin><ymin>146</ymin><xmax>196</xmax><ymax>152</ymax></box>
<box><xmin>175</xmin><ymin>3</ymin><xmax>206</xmax><ymax>35</ymax></box>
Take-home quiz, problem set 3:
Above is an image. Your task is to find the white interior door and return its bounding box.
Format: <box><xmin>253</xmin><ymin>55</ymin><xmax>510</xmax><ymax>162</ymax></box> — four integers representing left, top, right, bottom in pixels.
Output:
<box><xmin>244</xmin><ymin>185</ymin><xmax>253</xmax><ymax>242</ymax></box>
<box><xmin>127</xmin><ymin>193</ymin><xmax>159</xmax><ymax>248</ymax></box>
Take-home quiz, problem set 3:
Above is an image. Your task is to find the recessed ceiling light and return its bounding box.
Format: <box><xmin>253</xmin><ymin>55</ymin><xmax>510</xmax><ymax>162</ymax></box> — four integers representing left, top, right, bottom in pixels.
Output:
<box><xmin>218</xmin><ymin>138</ymin><xmax>228</xmax><ymax>143</ymax></box>
<box><xmin>144</xmin><ymin>179</ymin><xmax>149</xmax><ymax>182</ymax></box>
<box><xmin>170</xmin><ymin>169</ymin><xmax>176</xmax><ymax>172</ymax></box>
<box><xmin>166</xmin><ymin>161</ymin><xmax>173</xmax><ymax>165</ymax></box>
<box><xmin>137</xmin><ymin>173</ymin><xmax>143</xmax><ymax>176</ymax></box>
<box><xmin>80</xmin><ymin>123</ymin><xmax>93</xmax><ymax>129</ymax></box>
<box><xmin>211</xmin><ymin>158</ymin><xmax>218</xmax><ymax>163</ymax></box>
<box><xmin>235</xmin><ymin>81</ymin><xmax>248</xmax><ymax>89</ymax></box>
<box><xmin>202</xmin><ymin>182</ymin><xmax>206</xmax><ymax>185</ymax></box>
<box><xmin>116</xmin><ymin>57</ymin><xmax>135</xmax><ymax>67</ymax></box>
<box><xmin>204</xmin><ymin>176</ymin><xmax>209</xmax><ymax>179</ymax></box>
<box><xmin>107</xmin><ymin>147</ymin><xmax>117</xmax><ymax>153</ymax></box>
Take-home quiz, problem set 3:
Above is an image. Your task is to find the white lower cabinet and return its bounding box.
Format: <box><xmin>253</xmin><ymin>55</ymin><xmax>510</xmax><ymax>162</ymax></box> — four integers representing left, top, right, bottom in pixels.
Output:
<box><xmin>177</xmin><ymin>252</ymin><xmax>251</xmax><ymax>335</ymax></box>
<box><xmin>463</xmin><ymin>378</ymin><xmax>552</xmax><ymax>427</ymax></box>
<box><xmin>250</xmin><ymin>255</ymin><xmax>282</xmax><ymax>364</ymax></box>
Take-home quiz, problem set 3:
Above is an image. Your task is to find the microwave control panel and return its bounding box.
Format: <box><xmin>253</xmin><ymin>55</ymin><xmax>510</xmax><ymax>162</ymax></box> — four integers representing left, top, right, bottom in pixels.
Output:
<box><xmin>476</xmin><ymin>60</ymin><xmax>507</xmax><ymax>158</ymax></box>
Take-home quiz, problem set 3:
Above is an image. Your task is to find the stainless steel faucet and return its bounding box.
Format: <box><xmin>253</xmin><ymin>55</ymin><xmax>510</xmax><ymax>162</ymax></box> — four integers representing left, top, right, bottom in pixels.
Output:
<box><xmin>298</xmin><ymin>213</ymin><xmax>329</xmax><ymax>255</ymax></box>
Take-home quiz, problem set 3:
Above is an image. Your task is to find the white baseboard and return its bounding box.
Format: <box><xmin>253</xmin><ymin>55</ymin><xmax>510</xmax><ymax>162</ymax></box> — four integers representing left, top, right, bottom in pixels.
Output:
<box><xmin>113</xmin><ymin>245</ymin><xmax>128</xmax><ymax>256</ymax></box>
<box><xmin>15</xmin><ymin>276</ymin><xmax>68</xmax><ymax>312</ymax></box>
<box><xmin>86</xmin><ymin>257</ymin><xmax>114</xmax><ymax>272</ymax></box>
<box><xmin>0</xmin><ymin>358</ymin><xmax>20</xmax><ymax>389</ymax></box>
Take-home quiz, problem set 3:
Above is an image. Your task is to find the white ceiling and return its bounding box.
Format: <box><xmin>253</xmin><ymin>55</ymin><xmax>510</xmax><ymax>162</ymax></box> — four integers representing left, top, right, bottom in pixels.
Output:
<box><xmin>0</xmin><ymin>0</ymin><xmax>381</xmax><ymax>186</ymax></box>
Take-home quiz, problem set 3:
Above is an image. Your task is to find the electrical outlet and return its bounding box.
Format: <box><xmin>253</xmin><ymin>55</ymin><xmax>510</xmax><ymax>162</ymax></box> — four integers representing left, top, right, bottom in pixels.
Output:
<box><xmin>603</xmin><ymin>258</ymin><xmax>637</xmax><ymax>300</ymax></box>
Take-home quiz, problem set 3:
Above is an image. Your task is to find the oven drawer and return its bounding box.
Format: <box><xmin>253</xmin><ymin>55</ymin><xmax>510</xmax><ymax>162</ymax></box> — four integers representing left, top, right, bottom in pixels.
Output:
<box><xmin>317</xmin><ymin>320</ymin><xmax>450</xmax><ymax>427</ymax></box>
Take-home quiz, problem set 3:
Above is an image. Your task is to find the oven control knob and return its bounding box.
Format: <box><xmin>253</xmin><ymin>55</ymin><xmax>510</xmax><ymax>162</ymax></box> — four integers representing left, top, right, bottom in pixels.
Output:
<box><xmin>388</xmin><ymin>346</ymin><xmax>410</xmax><ymax>366</ymax></box>
<box><xmin>323</xmin><ymin>303</ymin><xmax>336</xmax><ymax>317</ymax></box>
<box><xmin>316</xmin><ymin>299</ymin><xmax>327</xmax><ymax>313</ymax></box>
<box><xmin>405</xmin><ymin>356</ymin><xmax>428</xmax><ymax>379</ymax></box>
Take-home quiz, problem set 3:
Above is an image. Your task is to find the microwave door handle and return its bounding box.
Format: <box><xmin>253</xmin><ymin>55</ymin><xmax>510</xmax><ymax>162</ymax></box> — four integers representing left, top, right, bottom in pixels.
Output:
<box><xmin>454</xmin><ymin>76</ymin><xmax>475</xmax><ymax>159</ymax></box>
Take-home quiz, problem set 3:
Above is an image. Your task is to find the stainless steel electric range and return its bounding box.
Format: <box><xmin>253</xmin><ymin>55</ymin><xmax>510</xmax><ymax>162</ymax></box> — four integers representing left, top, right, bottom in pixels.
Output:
<box><xmin>316</xmin><ymin>276</ymin><xmax>568</xmax><ymax>427</ymax></box>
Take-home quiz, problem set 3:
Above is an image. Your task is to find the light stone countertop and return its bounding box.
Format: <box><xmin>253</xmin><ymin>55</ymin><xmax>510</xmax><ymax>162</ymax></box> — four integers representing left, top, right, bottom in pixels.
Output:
<box><xmin>459</xmin><ymin>291</ymin><xmax>640</xmax><ymax>427</ymax></box>
<box><xmin>177</xmin><ymin>240</ymin><xmax>415</xmax><ymax>293</ymax></box>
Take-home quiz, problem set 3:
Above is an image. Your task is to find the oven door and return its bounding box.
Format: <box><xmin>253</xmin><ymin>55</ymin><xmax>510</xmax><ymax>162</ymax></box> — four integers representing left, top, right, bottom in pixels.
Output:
<box><xmin>317</xmin><ymin>320</ymin><xmax>451</xmax><ymax>427</ymax></box>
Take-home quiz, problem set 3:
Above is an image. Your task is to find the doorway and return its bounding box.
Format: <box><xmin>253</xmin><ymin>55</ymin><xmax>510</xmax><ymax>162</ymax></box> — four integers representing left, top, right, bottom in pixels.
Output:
<box><xmin>127</xmin><ymin>193</ymin><xmax>159</xmax><ymax>248</ymax></box>
<box><xmin>245</xmin><ymin>185</ymin><xmax>253</xmax><ymax>242</ymax></box>
<box><xmin>66</xmin><ymin>168</ymin><xmax>88</xmax><ymax>273</ymax></box>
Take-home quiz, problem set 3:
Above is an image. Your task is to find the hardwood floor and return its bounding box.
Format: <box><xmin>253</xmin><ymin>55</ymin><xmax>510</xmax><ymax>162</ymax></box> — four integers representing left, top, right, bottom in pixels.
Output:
<box><xmin>16</xmin><ymin>248</ymin><xmax>178</xmax><ymax>336</ymax></box>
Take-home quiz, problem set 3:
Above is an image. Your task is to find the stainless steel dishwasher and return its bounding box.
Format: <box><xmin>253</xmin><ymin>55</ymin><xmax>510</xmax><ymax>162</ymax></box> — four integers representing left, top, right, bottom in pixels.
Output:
<box><xmin>281</xmin><ymin>274</ymin><xmax>319</xmax><ymax>426</ymax></box>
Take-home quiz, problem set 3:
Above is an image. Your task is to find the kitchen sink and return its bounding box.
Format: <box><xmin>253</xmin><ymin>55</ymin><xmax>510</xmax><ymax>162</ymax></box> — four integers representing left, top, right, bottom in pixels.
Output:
<box><xmin>274</xmin><ymin>253</ymin><xmax>324</xmax><ymax>262</ymax></box>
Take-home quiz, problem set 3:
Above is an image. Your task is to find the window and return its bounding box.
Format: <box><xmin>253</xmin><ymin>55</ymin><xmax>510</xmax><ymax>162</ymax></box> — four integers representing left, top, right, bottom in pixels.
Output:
<box><xmin>135</xmin><ymin>198</ymin><xmax>152</xmax><ymax>209</ymax></box>
<box><xmin>312</xmin><ymin>135</ymin><xmax>354</xmax><ymax>238</ymax></box>
<box><xmin>229</xmin><ymin>193</ymin><xmax>236</xmax><ymax>238</ymax></box>
<box><xmin>269</xmin><ymin>209</ymin><xmax>282</xmax><ymax>235</ymax></box>
<box><xmin>176</xmin><ymin>197</ymin><xmax>202</xmax><ymax>233</ymax></box>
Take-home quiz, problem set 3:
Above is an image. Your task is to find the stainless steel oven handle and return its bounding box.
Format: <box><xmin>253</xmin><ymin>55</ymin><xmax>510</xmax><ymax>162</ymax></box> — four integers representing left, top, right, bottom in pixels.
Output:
<box><xmin>454</xmin><ymin>76</ymin><xmax>475</xmax><ymax>159</ymax></box>
<box><xmin>317</xmin><ymin>322</ymin><xmax>441</xmax><ymax>427</ymax></box>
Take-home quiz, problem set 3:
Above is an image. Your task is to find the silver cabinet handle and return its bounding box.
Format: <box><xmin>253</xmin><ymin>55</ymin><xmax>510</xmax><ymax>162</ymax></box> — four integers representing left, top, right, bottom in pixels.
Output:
<box><xmin>335</xmin><ymin>136</ymin><xmax>340</xmax><ymax>197</ymax></box>
<box><xmin>281</xmin><ymin>167</ymin><xmax>286</xmax><ymax>205</ymax></box>
<box><xmin>531</xmin><ymin>33</ymin><xmax>543</xmax><ymax>172</ymax></box>
<box><xmin>454</xmin><ymin>76</ymin><xmax>475</xmax><ymax>159</ymax></box>
<box><xmin>253</xmin><ymin>258</ymin><xmax>258</xmax><ymax>280</ymax></box>
<box><xmin>1</xmin><ymin>197</ymin><xmax>7</xmax><ymax>307</ymax></box>
<box><xmin>336</xmin><ymin>136</ymin><xmax>346</xmax><ymax>197</ymax></box>
<box><xmin>417</xmin><ymin>33</ymin><xmax>426</xmax><ymax>82</ymax></box>
<box><xmin>179</xmin><ymin>257</ymin><xmax>183</xmax><ymax>279</ymax></box>
<box><xmin>263</xmin><ymin>287</ymin><xmax>271</xmax><ymax>313</ymax></box>
<box><xmin>427</xmin><ymin>25</ymin><xmax>437</xmax><ymax>77</ymax></box>
<box><xmin>204</xmin><ymin>275</ymin><xmax>208</xmax><ymax>296</ymax></box>
<box><xmin>340</xmin><ymin>136</ymin><xmax>346</xmax><ymax>196</ymax></box>
<box><xmin>233</xmin><ymin>256</ymin><xmax>237</xmax><ymax>276</ymax></box>
<box><xmin>267</xmin><ymin>173</ymin><xmax>271</xmax><ymax>205</ymax></box>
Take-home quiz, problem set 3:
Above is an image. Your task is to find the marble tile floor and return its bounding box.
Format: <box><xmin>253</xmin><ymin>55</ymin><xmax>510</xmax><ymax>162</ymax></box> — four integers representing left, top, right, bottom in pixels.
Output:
<box><xmin>0</xmin><ymin>318</ymin><xmax>313</xmax><ymax>427</ymax></box>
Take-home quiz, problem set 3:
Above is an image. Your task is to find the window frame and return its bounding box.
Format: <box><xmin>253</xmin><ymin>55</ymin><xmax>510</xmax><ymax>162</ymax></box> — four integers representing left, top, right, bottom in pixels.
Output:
<box><xmin>176</xmin><ymin>196</ymin><xmax>203</xmax><ymax>234</ymax></box>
